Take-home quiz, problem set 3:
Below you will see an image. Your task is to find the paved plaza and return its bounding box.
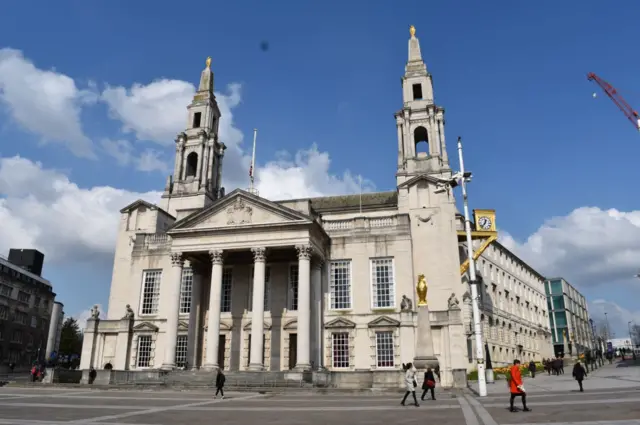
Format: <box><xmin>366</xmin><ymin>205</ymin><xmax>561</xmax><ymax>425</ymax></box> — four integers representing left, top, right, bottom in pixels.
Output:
<box><xmin>0</xmin><ymin>362</ymin><xmax>638</xmax><ymax>425</ymax></box>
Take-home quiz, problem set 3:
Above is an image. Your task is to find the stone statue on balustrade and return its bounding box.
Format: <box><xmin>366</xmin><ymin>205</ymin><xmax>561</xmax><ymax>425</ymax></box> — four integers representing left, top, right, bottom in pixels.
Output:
<box><xmin>447</xmin><ymin>293</ymin><xmax>460</xmax><ymax>310</ymax></box>
<box><xmin>400</xmin><ymin>295</ymin><xmax>413</xmax><ymax>311</ymax></box>
<box><xmin>123</xmin><ymin>304</ymin><xmax>135</xmax><ymax>319</ymax></box>
<box><xmin>90</xmin><ymin>305</ymin><xmax>100</xmax><ymax>320</ymax></box>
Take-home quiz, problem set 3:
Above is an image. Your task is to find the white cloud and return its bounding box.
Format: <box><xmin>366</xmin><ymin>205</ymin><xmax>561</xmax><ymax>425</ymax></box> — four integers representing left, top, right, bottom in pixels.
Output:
<box><xmin>588</xmin><ymin>299</ymin><xmax>640</xmax><ymax>339</ymax></box>
<box><xmin>0</xmin><ymin>155</ymin><xmax>161</xmax><ymax>265</ymax></box>
<box><xmin>0</xmin><ymin>48</ymin><xmax>96</xmax><ymax>158</ymax></box>
<box><xmin>500</xmin><ymin>207</ymin><xmax>640</xmax><ymax>288</ymax></box>
<box><xmin>101</xmin><ymin>79</ymin><xmax>195</xmax><ymax>144</ymax></box>
<box><xmin>101</xmin><ymin>139</ymin><xmax>169</xmax><ymax>173</ymax></box>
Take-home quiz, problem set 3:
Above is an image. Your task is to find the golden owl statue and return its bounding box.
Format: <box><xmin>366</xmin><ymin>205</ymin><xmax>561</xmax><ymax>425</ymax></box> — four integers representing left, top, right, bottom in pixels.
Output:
<box><xmin>416</xmin><ymin>274</ymin><xmax>428</xmax><ymax>306</ymax></box>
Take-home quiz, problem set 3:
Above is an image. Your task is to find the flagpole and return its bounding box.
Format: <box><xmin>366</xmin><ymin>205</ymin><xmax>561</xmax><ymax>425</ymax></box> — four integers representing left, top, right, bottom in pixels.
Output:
<box><xmin>249</xmin><ymin>129</ymin><xmax>258</xmax><ymax>195</ymax></box>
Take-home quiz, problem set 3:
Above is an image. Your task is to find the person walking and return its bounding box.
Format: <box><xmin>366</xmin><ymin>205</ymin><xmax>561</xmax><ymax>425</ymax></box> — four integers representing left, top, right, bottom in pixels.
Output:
<box><xmin>400</xmin><ymin>363</ymin><xmax>419</xmax><ymax>407</ymax></box>
<box><xmin>572</xmin><ymin>362</ymin><xmax>587</xmax><ymax>392</ymax></box>
<box><xmin>214</xmin><ymin>369</ymin><xmax>226</xmax><ymax>399</ymax></box>
<box><xmin>420</xmin><ymin>367</ymin><xmax>436</xmax><ymax>401</ymax></box>
<box><xmin>508</xmin><ymin>360</ymin><xmax>531</xmax><ymax>413</ymax></box>
<box><xmin>528</xmin><ymin>360</ymin><xmax>536</xmax><ymax>378</ymax></box>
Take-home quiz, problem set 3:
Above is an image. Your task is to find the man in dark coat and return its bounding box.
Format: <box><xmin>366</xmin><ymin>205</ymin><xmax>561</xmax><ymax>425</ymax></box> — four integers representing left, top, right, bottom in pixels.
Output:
<box><xmin>572</xmin><ymin>362</ymin><xmax>587</xmax><ymax>392</ymax></box>
<box><xmin>214</xmin><ymin>369</ymin><xmax>226</xmax><ymax>399</ymax></box>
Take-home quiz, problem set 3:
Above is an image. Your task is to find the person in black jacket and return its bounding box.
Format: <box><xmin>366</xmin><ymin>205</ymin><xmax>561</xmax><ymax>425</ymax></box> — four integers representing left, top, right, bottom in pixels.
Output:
<box><xmin>214</xmin><ymin>369</ymin><xmax>226</xmax><ymax>399</ymax></box>
<box><xmin>420</xmin><ymin>367</ymin><xmax>436</xmax><ymax>401</ymax></box>
<box><xmin>572</xmin><ymin>362</ymin><xmax>587</xmax><ymax>392</ymax></box>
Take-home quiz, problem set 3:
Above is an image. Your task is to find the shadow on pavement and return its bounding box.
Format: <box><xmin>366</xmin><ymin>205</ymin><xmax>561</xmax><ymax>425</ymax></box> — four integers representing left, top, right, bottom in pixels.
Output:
<box><xmin>616</xmin><ymin>359</ymin><xmax>640</xmax><ymax>368</ymax></box>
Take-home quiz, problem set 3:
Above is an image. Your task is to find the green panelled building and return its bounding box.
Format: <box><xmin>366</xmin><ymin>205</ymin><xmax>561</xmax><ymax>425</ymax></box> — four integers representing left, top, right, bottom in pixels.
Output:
<box><xmin>545</xmin><ymin>277</ymin><xmax>594</xmax><ymax>356</ymax></box>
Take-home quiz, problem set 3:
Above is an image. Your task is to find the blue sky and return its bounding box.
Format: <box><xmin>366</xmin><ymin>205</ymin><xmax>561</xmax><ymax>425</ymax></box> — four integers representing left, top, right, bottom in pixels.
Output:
<box><xmin>1</xmin><ymin>0</ymin><xmax>639</xmax><ymax>336</ymax></box>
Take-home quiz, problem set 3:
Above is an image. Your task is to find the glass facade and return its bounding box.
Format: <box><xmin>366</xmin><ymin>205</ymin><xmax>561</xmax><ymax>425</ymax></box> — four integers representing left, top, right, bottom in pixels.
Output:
<box><xmin>545</xmin><ymin>277</ymin><xmax>593</xmax><ymax>353</ymax></box>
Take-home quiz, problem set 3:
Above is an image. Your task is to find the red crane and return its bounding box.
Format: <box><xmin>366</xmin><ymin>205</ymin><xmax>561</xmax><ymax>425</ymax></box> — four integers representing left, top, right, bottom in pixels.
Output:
<box><xmin>587</xmin><ymin>72</ymin><xmax>640</xmax><ymax>131</ymax></box>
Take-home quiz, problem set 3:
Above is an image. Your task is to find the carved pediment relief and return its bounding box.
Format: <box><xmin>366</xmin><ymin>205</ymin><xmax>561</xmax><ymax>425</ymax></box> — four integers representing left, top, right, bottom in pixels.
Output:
<box><xmin>283</xmin><ymin>319</ymin><xmax>297</xmax><ymax>330</ymax></box>
<box><xmin>172</xmin><ymin>191</ymin><xmax>312</xmax><ymax>231</ymax></box>
<box><xmin>367</xmin><ymin>316</ymin><xmax>400</xmax><ymax>328</ymax></box>
<box><xmin>243</xmin><ymin>320</ymin><xmax>272</xmax><ymax>331</ymax></box>
<box><xmin>177</xmin><ymin>321</ymin><xmax>189</xmax><ymax>331</ymax></box>
<box><xmin>133</xmin><ymin>321</ymin><xmax>159</xmax><ymax>332</ymax></box>
<box><xmin>325</xmin><ymin>317</ymin><xmax>356</xmax><ymax>329</ymax></box>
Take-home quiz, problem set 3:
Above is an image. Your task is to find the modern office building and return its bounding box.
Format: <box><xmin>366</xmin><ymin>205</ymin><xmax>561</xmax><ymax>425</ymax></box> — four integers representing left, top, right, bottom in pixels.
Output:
<box><xmin>0</xmin><ymin>249</ymin><xmax>58</xmax><ymax>366</ymax></box>
<box><xmin>544</xmin><ymin>277</ymin><xmax>594</xmax><ymax>356</ymax></box>
<box><xmin>459</xmin><ymin>212</ymin><xmax>555</xmax><ymax>367</ymax></box>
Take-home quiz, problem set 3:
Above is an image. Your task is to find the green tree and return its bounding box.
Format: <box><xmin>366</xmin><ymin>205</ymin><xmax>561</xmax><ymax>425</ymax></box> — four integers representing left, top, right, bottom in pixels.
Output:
<box><xmin>58</xmin><ymin>317</ymin><xmax>83</xmax><ymax>356</ymax></box>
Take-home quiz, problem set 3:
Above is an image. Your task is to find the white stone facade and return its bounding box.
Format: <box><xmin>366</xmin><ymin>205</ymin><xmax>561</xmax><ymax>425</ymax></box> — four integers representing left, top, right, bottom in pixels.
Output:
<box><xmin>79</xmin><ymin>28</ymin><xmax>553</xmax><ymax>385</ymax></box>
<box><xmin>461</xmin><ymin>237</ymin><xmax>555</xmax><ymax>367</ymax></box>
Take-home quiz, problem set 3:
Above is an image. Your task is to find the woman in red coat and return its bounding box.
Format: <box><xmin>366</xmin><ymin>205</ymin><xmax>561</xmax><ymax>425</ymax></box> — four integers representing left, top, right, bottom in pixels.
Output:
<box><xmin>509</xmin><ymin>360</ymin><xmax>531</xmax><ymax>412</ymax></box>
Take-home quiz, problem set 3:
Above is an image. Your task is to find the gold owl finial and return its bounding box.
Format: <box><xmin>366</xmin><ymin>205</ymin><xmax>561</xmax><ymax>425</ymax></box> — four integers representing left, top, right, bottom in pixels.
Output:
<box><xmin>205</xmin><ymin>56</ymin><xmax>212</xmax><ymax>69</ymax></box>
<box><xmin>416</xmin><ymin>274</ymin><xmax>428</xmax><ymax>306</ymax></box>
<box><xmin>409</xmin><ymin>25</ymin><xmax>416</xmax><ymax>38</ymax></box>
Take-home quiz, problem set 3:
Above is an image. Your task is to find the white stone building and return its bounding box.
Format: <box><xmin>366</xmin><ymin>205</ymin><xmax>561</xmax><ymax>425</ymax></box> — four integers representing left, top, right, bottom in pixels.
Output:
<box><xmin>458</xmin><ymin>221</ymin><xmax>555</xmax><ymax>367</ymax></box>
<box><xmin>80</xmin><ymin>27</ymin><xmax>551</xmax><ymax>386</ymax></box>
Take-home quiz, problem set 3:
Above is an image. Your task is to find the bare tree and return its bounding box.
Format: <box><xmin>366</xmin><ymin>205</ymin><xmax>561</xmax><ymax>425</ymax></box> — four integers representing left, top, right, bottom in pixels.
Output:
<box><xmin>592</xmin><ymin>319</ymin><xmax>610</xmax><ymax>342</ymax></box>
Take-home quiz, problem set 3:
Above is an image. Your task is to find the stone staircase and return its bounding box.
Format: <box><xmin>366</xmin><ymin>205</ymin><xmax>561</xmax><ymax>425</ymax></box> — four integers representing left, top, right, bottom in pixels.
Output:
<box><xmin>166</xmin><ymin>370</ymin><xmax>315</xmax><ymax>390</ymax></box>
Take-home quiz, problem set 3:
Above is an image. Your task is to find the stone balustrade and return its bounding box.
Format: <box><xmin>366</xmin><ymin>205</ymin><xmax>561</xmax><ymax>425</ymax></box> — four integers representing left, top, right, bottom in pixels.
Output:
<box><xmin>322</xmin><ymin>215</ymin><xmax>406</xmax><ymax>233</ymax></box>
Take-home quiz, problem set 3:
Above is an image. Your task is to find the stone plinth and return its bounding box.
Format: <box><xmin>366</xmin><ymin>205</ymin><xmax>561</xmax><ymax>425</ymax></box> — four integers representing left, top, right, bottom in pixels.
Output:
<box><xmin>413</xmin><ymin>305</ymin><xmax>439</xmax><ymax>370</ymax></box>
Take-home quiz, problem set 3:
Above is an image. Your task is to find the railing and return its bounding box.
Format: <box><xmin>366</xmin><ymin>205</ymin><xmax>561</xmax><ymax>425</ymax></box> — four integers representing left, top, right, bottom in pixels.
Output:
<box><xmin>322</xmin><ymin>216</ymin><xmax>398</xmax><ymax>232</ymax></box>
<box><xmin>134</xmin><ymin>233</ymin><xmax>171</xmax><ymax>251</ymax></box>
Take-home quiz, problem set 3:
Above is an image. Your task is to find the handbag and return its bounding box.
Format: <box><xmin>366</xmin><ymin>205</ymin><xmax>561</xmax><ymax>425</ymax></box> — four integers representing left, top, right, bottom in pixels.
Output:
<box><xmin>426</xmin><ymin>379</ymin><xmax>436</xmax><ymax>388</ymax></box>
<box><xmin>413</xmin><ymin>379</ymin><xmax>417</xmax><ymax>388</ymax></box>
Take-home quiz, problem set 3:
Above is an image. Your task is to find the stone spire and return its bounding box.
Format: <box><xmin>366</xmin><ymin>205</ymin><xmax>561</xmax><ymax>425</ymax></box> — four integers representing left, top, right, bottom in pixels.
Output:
<box><xmin>198</xmin><ymin>56</ymin><xmax>214</xmax><ymax>93</ymax></box>
<box><xmin>406</xmin><ymin>26</ymin><xmax>427</xmax><ymax>76</ymax></box>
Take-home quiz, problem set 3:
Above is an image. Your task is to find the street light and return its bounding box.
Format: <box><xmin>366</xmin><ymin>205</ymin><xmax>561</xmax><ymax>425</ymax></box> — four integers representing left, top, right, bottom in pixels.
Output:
<box><xmin>455</xmin><ymin>137</ymin><xmax>487</xmax><ymax>397</ymax></box>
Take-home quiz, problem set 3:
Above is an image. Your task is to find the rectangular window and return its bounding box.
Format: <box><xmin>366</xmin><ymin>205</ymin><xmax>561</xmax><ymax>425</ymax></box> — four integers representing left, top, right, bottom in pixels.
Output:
<box><xmin>15</xmin><ymin>312</ymin><xmax>27</xmax><ymax>325</ymax></box>
<box><xmin>412</xmin><ymin>84</ymin><xmax>423</xmax><ymax>100</ymax></box>
<box><xmin>220</xmin><ymin>268</ymin><xmax>232</xmax><ymax>313</ymax></box>
<box><xmin>371</xmin><ymin>258</ymin><xmax>395</xmax><ymax>308</ymax></box>
<box><xmin>17</xmin><ymin>292</ymin><xmax>30</xmax><ymax>303</ymax></box>
<box><xmin>140</xmin><ymin>270</ymin><xmax>162</xmax><ymax>315</ymax></box>
<box><xmin>175</xmin><ymin>335</ymin><xmax>188</xmax><ymax>368</ymax></box>
<box><xmin>30</xmin><ymin>316</ymin><xmax>37</xmax><ymax>328</ymax></box>
<box><xmin>179</xmin><ymin>268</ymin><xmax>193</xmax><ymax>314</ymax></box>
<box><xmin>192</xmin><ymin>112</ymin><xmax>202</xmax><ymax>128</ymax></box>
<box><xmin>34</xmin><ymin>297</ymin><xmax>41</xmax><ymax>307</ymax></box>
<box><xmin>289</xmin><ymin>264</ymin><xmax>299</xmax><ymax>311</ymax></box>
<box><xmin>375</xmin><ymin>331</ymin><xmax>394</xmax><ymax>368</ymax></box>
<box><xmin>248</xmin><ymin>266</ymin><xmax>270</xmax><ymax>312</ymax></box>
<box><xmin>331</xmin><ymin>332</ymin><xmax>349</xmax><ymax>368</ymax></box>
<box><xmin>136</xmin><ymin>335</ymin><xmax>153</xmax><ymax>368</ymax></box>
<box><xmin>330</xmin><ymin>261</ymin><xmax>351</xmax><ymax>310</ymax></box>
<box><xmin>0</xmin><ymin>285</ymin><xmax>11</xmax><ymax>297</ymax></box>
<box><xmin>11</xmin><ymin>330</ymin><xmax>22</xmax><ymax>343</ymax></box>
<box><xmin>0</xmin><ymin>306</ymin><xmax>8</xmax><ymax>320</ymax></box>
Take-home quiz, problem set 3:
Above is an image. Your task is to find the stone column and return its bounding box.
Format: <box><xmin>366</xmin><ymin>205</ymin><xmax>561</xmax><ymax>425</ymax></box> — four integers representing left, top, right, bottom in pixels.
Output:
<box><xmin>311</xmin><ymin>261</ymin><xmax>323</xmax><ymax>369</ymax></box>
<box><xmin>396</xmin><ymin>122</ymin><xmax>404</xmax><ymax>167</ymax></box>
<box><xmin>295</xmin><ymin>245</ymin><xmax>312</xmax><ymax>370</ymax></box>
<box><xmin>249</xmin><ymin>247</ymin><xmax>267</xmax><ymax>370</ymax></box>
<box><xmin>186</xmin><ymin>263</ymin><xmax>203</xmax><ymax>369</ymax></box>
<box><xmin>203</xmin><ymin>249</ymin><xmax>224</xmax><ymax>369</ymax></box>
<box><xmin>161</xmin><ymin>252</ymin><xmax>184</xmax><ymax>369</ymax></box>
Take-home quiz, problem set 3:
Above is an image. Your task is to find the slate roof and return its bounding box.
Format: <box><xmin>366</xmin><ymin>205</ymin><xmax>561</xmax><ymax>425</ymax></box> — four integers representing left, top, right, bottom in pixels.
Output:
<box><xmin>300</xmin><ymin>191</ymin><xmax>398</xmax><ymax>212</ymax></box>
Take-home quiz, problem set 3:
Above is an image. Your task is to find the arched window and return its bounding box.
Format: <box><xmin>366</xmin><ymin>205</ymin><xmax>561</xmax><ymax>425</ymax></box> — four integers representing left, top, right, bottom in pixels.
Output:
<box><xmin>414</xmin><ymin>126</ymin><xmax>429</xmax><ymax>155</ymax></box>
<box><xmin>186</xmin><ymin>152</ymin><xmax>198</xmax><ymax>178</ymax></box>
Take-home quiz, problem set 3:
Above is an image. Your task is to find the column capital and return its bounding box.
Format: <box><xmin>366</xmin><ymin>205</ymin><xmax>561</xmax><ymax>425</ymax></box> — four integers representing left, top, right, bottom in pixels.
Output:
<box><xmin>209</xmin><ymin>249</ymin><xmax>224</xmax><ymax>265</ymax></box>
<box><xmin>251</xmin><ymin>247</ymin><xmax>267</xmax><ymax>262</ymax></box>
<box><xmin>295</xmin><ymin>244</ymin><xmax>313</xmax><ymax>260</ymax></box>
<box><xmin>170</xmin><ymin>252</ymin><xmax>184</xmax><ymax>267</ymax></box>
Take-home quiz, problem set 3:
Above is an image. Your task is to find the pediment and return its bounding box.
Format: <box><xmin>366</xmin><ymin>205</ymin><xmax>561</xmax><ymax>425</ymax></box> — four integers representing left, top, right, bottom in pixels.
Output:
<box><xmin>203</xmin><ymin>321</ymin><xmax>232</xmax><ymax>331</ymax></box>
<box><xmin>368</xmin><ymin>316</ymin><xmax>400</xmax><ymax>328</ymax></box>
<box><xmin>397</xmin><ymin>174</ymin><xmax>444</xmax><ymax>189</ymax></box>
<box><xmin>169</xmin><ymin>189</ymin><xmax>313</xmax><ymax>232</ymax></box>
<box><xmin>133</xmin><ymin>321</ymin><xmax>159</xmax><ymax>332</ymax></box>
<box><xmin>283</xmin><ymin>319</ymin><xmax>297</xmax><ymax>330</ymax></box>
<box><xmin>243</xmin><ymin>320</ymin><xmax>272</xmax><ymax>331</ymax></box>
<box><xmin>325</xmin><ymin>317</ymin><xmax>356</xmax><ymax>329</ymax></box>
